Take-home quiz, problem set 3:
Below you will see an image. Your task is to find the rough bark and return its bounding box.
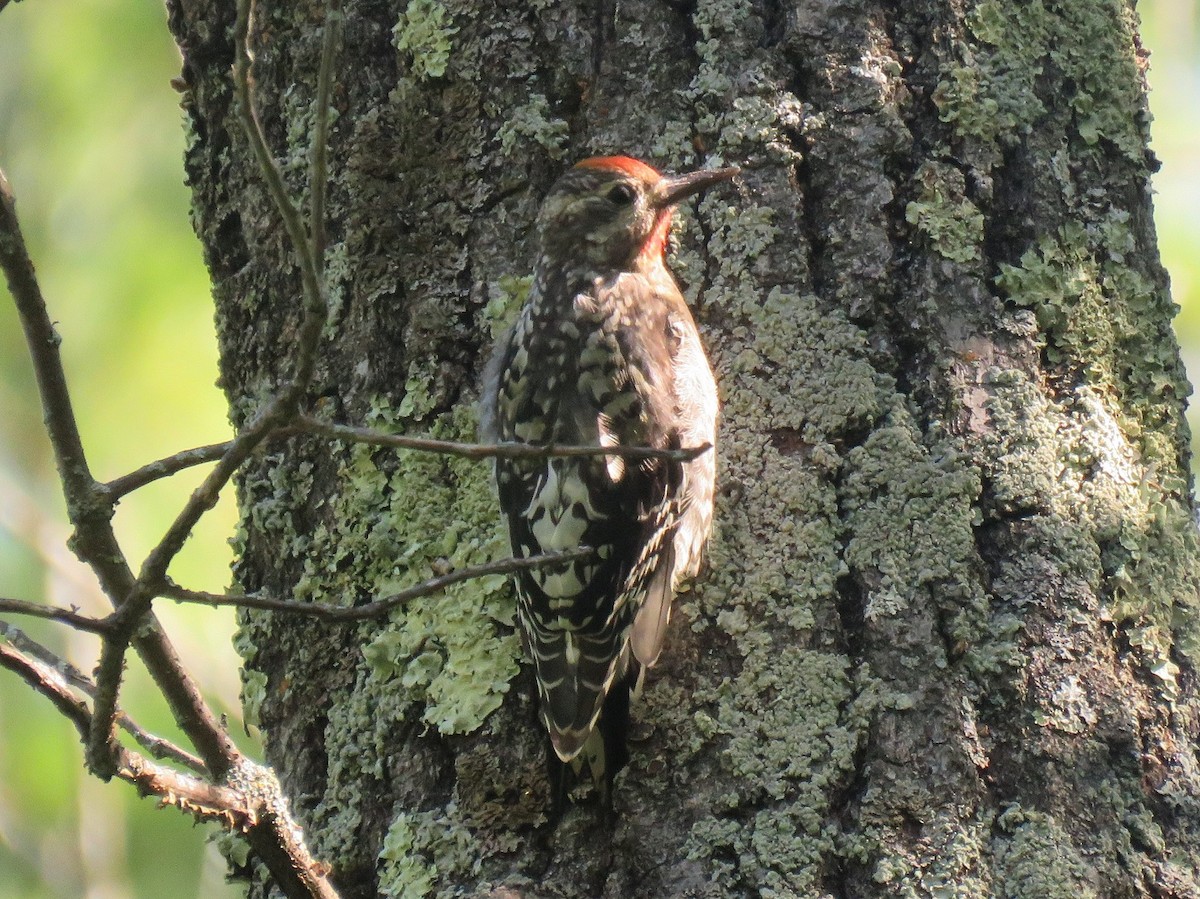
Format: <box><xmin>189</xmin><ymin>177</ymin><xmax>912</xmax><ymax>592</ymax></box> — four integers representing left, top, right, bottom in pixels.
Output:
<box><xmin>168</xmin><ymin>0</ymin><xmax>1200</xmax><ymax>896</ymax></box>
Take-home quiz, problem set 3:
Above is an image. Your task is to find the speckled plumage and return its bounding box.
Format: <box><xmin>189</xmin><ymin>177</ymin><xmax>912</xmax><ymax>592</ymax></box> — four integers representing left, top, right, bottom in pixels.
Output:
<box><xmin>480</xmin><ymin>156</ymin><xmax>733</xmax><ymax>786</ymax></box>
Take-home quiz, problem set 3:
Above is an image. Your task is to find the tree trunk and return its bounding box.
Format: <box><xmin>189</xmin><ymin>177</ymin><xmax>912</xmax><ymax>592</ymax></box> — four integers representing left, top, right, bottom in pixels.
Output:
<box><xmin>168</xmin><ymin>0</ymin><xmax>1200</xmax><ymax>895</ymax></box>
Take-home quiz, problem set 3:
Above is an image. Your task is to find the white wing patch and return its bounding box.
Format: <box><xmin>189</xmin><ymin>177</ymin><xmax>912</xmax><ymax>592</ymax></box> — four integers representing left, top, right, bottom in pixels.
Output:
<box><xmin>597</xmin><ymin>413</ymin><xmax>624</xmax><ymax>483</ymax></box>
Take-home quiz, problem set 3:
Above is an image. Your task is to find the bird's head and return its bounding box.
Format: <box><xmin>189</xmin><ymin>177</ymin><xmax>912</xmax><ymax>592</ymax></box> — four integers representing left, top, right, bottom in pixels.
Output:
<box><xmin>535</xmin><ymin>156</ymin><xmax>738</xmax><ymax>273</ymax></box>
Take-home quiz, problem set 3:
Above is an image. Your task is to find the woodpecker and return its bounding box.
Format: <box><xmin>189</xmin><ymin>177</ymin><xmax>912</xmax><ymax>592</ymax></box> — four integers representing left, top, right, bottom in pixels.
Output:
<box><xmin>480</xmin><ymin>155</ymin><xmax>734</xmax><ymax>798</ymax></box>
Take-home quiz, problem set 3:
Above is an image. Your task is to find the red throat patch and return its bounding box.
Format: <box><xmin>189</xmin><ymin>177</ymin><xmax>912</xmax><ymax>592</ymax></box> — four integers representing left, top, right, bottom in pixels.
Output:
<box><xmin>573</xmin><ymin>155</ymin><xmax>663</xmax><ymax>184</ymax></box>
<box><xmin>639</xmin><ymin>210</ymin><xmax>673</xmax><ymax>266</ymax></box>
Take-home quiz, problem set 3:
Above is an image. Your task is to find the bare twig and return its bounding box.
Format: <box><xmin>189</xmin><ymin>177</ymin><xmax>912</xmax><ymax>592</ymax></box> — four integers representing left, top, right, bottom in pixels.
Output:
<box><xmin>161</xmin><ymin>547</ymin><xmax>594</xmax><ymax>621</ymax></box>
<box><xmin>0</xmin><ymin>170</ymin><xmax>111</xmax><ymax>580</ymax></box>
<box><xmin>101</xmin><ymin>440</ymin><xmax>234</xmax><ymax>500</ymax></box>
<box><xmin>3</xmin><ymin>0</ymin><xmax>347</xmax><ymax>891</ymax></box>
<box><xmin>0</xmin><ymin>623</ymin><xmax>207</xmax><ymax>774</ymax></box>
<box><xmin>1</xmin><ymin>640</ymin><xmax>281</xmax><ymax>832</ymax></box>
<box><xmin>295</xmin><ymin>414</ymin><xmax>714</xmax><ymax>463</ymax></box>
<box><xmin>90</xmin><ymin>0</ymin><xmax>343</xmax><ymax>781</ymax></box>
<box><xmin>0</xmin><ymin>628</ymin><xmax>93</xmax><ymax>729</ymax></box>
<box><xmin>114</xmin><ymin>709</ymin><xmax>209</xmax><ymax>776</ymax></box>
<box><xmin>97</xmin><ymin>413</ymin><xmax>713</xmax><ymax>514</ymax></box>
<box><xmin>2</xmin><ymin>641</ymin><xmax>330</xmax><ymax>894</ymax></box>
<box><xmin>0</xmin><ymin>638</ymin><xmax>98</xmax><ymax>744</ymax></box>
<box><xmin>0</xmin><ymin>596</ymin><xmax>111</xmax><ymax>634</ymax></box>
<box><xmin>310</xmin><ymin>0</ymin><xmax>342</xmax><ymax>274</ymax></box>
<box><xmin>88</xmin><ymin>4</ymin><xmax>345</xmax><ymax>895</ymax></box>
<box><xmin>232</xmin><ymin>0</ymin><xmax>325</xmax><ymax>364</ymax></box>
<box><xmin>101</xmin><ymin>427</ymin><xmax>312</xmax><ymax>499</ymax></box>
<box><xmin>1</xmin><ymin>166</ymin><xmax>238</xmax><ymax>777</ymax></box>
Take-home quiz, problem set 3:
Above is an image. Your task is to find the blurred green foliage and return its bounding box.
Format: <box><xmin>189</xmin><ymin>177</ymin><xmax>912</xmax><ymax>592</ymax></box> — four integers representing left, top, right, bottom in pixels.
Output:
<box><xmin>0</xmin><ymin>0</ymin><xmax>246</xmax><ymax>896</ymax></box>
<box><xmin>1142</xmin><ymin>0</ymin><xmax>1200</xmax><ymax>448</ymax></box>
<box><xmin>0</xmin><ymin>0</ymin><xmax>1195</xmax><ymax>896</ymax></box>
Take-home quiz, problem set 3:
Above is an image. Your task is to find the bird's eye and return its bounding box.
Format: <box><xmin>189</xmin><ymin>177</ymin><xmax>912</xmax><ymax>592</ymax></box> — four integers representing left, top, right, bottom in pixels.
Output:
<box><xmin>607</xmin><ymin>183</ymin><xmax>637</xmax><ymax>206</ymax></box>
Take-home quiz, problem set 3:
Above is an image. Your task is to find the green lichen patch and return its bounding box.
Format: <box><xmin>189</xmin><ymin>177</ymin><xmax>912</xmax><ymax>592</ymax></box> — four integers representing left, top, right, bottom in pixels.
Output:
<box><xmin>231</xmin><ymin>449</ymin><xmax>318</xmax><ymax>719</ymax></box>
<box><xmin>378</xmin><ymin>813</ymin><xmax>435</xmax><ymax>898</ymax></box>
<box><xmin>980</xmin><ymin>368</ymin><xmax>1200</xmax><ymax>674</ymax></box>
<box><xmin>704</xmin><ymin>202</ymin><xmax>780</xmax><ymax>286</ymax></box>
<box><xmin>992</xmin><ymin>806</ymin><xmax>1094</xmax><ymax>898</ymax></box>
<box><xmin>996</xmin><ymin>224</ymin><xmax>1117</xmax><ymax>372</ymax></box>
<box><xmin>350</xmin><ymin>400</ymin><xmax>519</xmax><ymax>737</ymax></box>
<box><xmin>990</xmin><ymin>203</ymin><xmax>1196</xmax><ymax>669</ymax></box>
<box><xmin>393</xmin><ymin>0</ymin><xmax>458</xmax><ymax>81</ymax></box>
<box><xmin>934</xmin><ymin>0</ymin><xmax>1148</xmax><ymax>162</ymax></box>
<box><xmin>495</xmin><ymin>93</ymin><xmax>569</xmax><ymax>161</ymax></box>
<box><xmin>1110</xmin><ymin>498</ymin><xmax>1200</xmax><ymax>678</ymax></box>
<box><xmin>378</xmin><ymin>807</ymin><xmax>477</xmax><ymax>899</ymax></box>
<box><xmin>905</xmin><ymin>162</ymin><xmax>984</xmax><ymax>264</ymax></box>
<box><xmin>840</xmin><ymin>406</ymin><xmax>990</xmax><ymax>655</ymax></box>
<box><xmin>996</xmin><ymin>214</ymin><xmax>1188</xmax><ymax>474</ymax></box>
<box><xmin>933</xmin><ymin>3</ymin><xmax>1050</xmax><ymax>150</ymax></box>
<box><xmin>685</xmin><ymin>0</ymin><xmax>805</xmax><ymax>167</ymax></box>
<box><xmin>719</xmin><ymin>288</ymin><xmax>885</xmax><ymax>442</ymax></box>
<box><xmin>313</xmin><ymin>668</ymin><xmax>424</xmax><ymax>861</ymax></box>
<box><xmin>233</xmin><ymin>396</ymin><xmax>519</xmax><ymax>870</ymax></box>
<box><xmin>238</xmin><ymin>668</ymin><xmax>268</xmax><ymax>730</ymax></box>
<box><xmin>482</xmin><ymin>274</ymin><xmax>531</xmax><ymax>340</ymax></box>
<box><xmin>686</xmin><ymin>649</ymin><xmax>876</xmax><ymax>894</ymax></box>
<box><xmin>675</xmin><ymin>272</ymin><xmax>891</xmax><ymax>888</ymax></box>
<box><xmin>868</xmin><ymin>813</ymin><xmax>991</xmax><ymax>897</ymax></box>
<box><xmin>696</xmin><ymin>434</ymin><xmax>844</xmax><ymax>643</ymax></box>
<box><xmin>694</xmin><ymin>291</ymin><xmax>883</xmax><ymax>638</ymax></box>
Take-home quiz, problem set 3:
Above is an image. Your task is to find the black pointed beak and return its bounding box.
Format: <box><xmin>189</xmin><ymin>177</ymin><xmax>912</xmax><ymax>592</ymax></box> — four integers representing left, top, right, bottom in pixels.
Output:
<box><xmin>651</xmin><ymin>166</ymin><xmax>740</xmax><ymax>209</ymax></box>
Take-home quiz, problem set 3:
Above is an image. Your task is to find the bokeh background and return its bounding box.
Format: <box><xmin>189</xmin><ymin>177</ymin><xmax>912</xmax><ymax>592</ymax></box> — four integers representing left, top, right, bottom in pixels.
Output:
<box><xmin>0</xmin><ymin>0</ymin><xmax>1196</xmax><ymax>896</ymax></box>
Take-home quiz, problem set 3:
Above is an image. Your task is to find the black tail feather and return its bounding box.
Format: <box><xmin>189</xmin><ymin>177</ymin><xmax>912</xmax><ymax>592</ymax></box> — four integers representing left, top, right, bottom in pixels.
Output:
<box><xmin>541</xmin><ymin>667</ymin><xmax>636</xmax><ymax>813</ymax></box>
<box><xmin>599</xmin><ymin>673</ymin><xmax>631</xmax><ymax>782</ymax></box>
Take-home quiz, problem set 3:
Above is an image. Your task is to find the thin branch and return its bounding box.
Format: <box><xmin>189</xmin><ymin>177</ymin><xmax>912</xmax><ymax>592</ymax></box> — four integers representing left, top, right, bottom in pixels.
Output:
<box><xmin>107</xmin><ymin>0</ymin><xmax>339</xmax><ymax>611</ymax></box>
<box><xmin>4</xmin><ymin>2</ymin><xmax>344</xmax><ymax>889</ymax></box>
<box><xmin>0</xmin><ymin>637</ymin><xmax>96</xmax><ymax>738</ymax></box>
<box><xmin>10</xmin><ymin>630</ymin><xmax>335</xmax><ymax>899</ymax></box>
<box><xmin>232</xmin><ymin>0</ymin><xmax>326</xmax><ymax>370</ymax></box>
<box><xmin>90</xmin><ymin>437</ymin><xmax>276</xmax><ymax>772</ymax></box>
<box><xmin>101</xmin><ymin>426</ymin><xmax>312</xmax><ymax>499</ymax></box>
<box><xmin>101</xmin><ymin>440</ymin><xmax>234</xmax><ymax>500</ymax></box>
<box><xmin>310</xmin><ymin>0</ymin><xmax>342</xmax><ymax>275</ymax></box>
<box><xmin>0</xmin><ymin>169</ymin><xmax>107</xmax><ymax>565</ymax></box>
<box><xmin>98</xmin><ymin>412</ymin><xmax>713</xmax><ymax>511</ymax></box>
<box><xmin>91</xmin><ymin>0</ymin><xmax>341</xmax><ymax>775</ymax></box>
<box><xmin>0</xmin><ymin>623</ymin><xmax>207</xmax><ymax>774</ymax></box>
<box><xmin>2</xmin><ymin>628</ymin><xmax>334</xmax><ymax>896</ymax></box>
<box><xmin>114</xmin><ymin>708</ymin><xmax>209</xmax><ymax>776</ymax></box>
<box><xmin>84</xmin><ymin>5</ymin><xmax>343</xmax><ymax>894</ymax></box>
<box><xmin>0</xmin><ymin>640</ymin><xmax>285</xmax><ymax>834</ymax></box>
<box><xmin>295</xmin><ymin>414</ymin><xmax>714</xmax><ymax>463</ymax></box>
<box><xmin>1</xmin><ymin>166</ymin><xmax>238</xmax><ymax>777</ymax></box>
<box><xmin>161</xmin><ymin>547</ymin><xmax>594</xmax><ymax>621</ymax></box>
<box><xmin>0</xmin><ymin>596</ymin><xmax>111</xmax><ymax>634</ymax></box>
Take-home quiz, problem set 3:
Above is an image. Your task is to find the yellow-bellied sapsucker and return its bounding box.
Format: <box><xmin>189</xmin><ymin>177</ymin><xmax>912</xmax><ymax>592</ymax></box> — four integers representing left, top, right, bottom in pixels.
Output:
<box><xmin>480</xmin><ymin>156</ymin><xmax>734</xmax><ymax>797</ymax></box>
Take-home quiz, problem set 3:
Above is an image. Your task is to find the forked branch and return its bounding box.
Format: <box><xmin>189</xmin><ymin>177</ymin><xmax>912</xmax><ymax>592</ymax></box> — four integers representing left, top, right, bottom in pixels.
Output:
<box><xmin>0</xmin><ymin>0</ymin><xmax>348</xmax><ymax>894</ymax></box>
<box><xmin>0</xmin><ymin>638</ymin><xmax>321</xmax><ymax>869</ymax></box>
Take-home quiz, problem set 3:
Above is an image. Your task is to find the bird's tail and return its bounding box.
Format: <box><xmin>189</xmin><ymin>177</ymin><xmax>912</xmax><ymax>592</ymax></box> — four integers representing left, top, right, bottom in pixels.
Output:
<box><xmin>524</xmin><ymin>619</ymin><xmax>635</xmax><ymax>807</ymax></box>
<box><xmin>545</xmin><ymin>668</ymin><xmax>634</xmax><ymax>812</ymax></box>
<box><xmin>529</xmin><ymin>625</ymin><xmax>625</xmax><ymax>760</ymax></box>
